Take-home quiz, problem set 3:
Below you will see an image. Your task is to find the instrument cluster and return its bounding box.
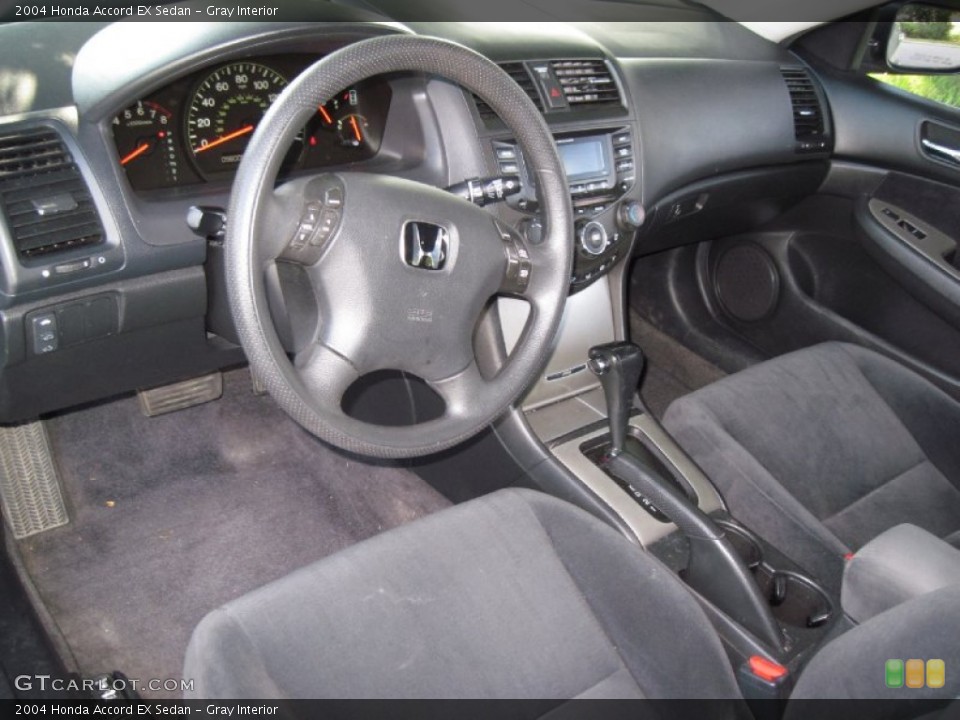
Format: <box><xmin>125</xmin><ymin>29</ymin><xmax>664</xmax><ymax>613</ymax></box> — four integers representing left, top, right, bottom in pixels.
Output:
<box><xmin>111</xmin><ymin>54</ymin><xmax>392</xmax><ymax>192</ymax></box>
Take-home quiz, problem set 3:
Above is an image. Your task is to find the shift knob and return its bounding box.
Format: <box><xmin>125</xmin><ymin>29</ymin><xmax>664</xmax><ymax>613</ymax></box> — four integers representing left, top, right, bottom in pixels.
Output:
<box><xmin>588</xmin><ymin>342</ymin><xmax>645</xmax><ymax>457</ymax></box>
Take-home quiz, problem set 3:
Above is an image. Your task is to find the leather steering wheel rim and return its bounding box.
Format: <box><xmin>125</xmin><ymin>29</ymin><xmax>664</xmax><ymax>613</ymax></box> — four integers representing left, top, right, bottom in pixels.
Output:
<box><xmin>226</xmin><ymin>34</ymin><xmax>573</xmax><ymax>459</ymax></box>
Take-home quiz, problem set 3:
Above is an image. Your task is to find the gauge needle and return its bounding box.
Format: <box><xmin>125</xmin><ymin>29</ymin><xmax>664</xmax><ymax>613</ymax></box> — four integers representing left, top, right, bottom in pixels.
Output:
<box><xmin>195</xmin><ymin>124</ymin><xmax>254</xmax><ymax>154</ymax></box>
<box><xmin>120</xmin><ymin>143</ymin><xmax>150</xmax><ymax>166</ymax></box>
<box><xmin>349</xmin><ymin>116</ymin><xmax>363</xmax><ymax>143</ymax></box>
<box><xmin>318</xmin><ymin>106</ymin><xmax>333</xmax><ymax>124</ymax></box>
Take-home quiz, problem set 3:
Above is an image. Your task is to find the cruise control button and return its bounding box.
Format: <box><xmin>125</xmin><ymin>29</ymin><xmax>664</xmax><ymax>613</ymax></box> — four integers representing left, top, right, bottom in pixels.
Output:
<box><xmin>324</xmin><ymin>188</ymin><xmax>343</xmax><ymax>209</ymax></box>
<box><xmin>302</xmin><ymin>203</ymin><xmax>322</xmax><ymax>226</ymax></box>
<box><xmin>291</xmin><ymin>229</ymin><xmax>311</xmax><ymax>249</ymax></box>
<box><xmin>313</xmin><ymin>209</ymin><xmax>340</xmax><ymax>245</ymax></box>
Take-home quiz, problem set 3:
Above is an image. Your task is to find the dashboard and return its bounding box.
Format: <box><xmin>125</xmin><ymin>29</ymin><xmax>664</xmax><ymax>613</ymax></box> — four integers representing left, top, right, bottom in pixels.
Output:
<box><xmin>112</xmin><ymin>55</ymin><xmax>392</xmax><ymax>192</ymax></box>
<box><xmin>0</xmin><ymin>16</ymin><xmax>830</xmax><ymax>423</ymax></box>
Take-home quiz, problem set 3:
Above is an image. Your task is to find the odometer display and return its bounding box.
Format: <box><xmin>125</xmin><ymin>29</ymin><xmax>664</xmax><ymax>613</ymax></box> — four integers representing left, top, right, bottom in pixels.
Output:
<box><xmin>185</xmin><ymin>62</ymin><xmax>289</xmax><ymax>177</ymax></box>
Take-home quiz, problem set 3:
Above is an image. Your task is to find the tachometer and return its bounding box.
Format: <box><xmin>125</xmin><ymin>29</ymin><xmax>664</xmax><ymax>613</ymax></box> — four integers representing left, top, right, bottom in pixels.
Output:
<box><xmin>112</xmin><ymin>100</ymin><xmax>180</xmax><ymax>190</ymax></box>
<box><xmin>185</xmin><ymin>62</ymin><xmax>291</xmax><ymax>177</ymax></box>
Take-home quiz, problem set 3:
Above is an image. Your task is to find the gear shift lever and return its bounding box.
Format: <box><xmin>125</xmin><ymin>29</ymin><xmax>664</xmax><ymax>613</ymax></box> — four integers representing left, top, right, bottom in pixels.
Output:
<box><xmin>588</xmin><ymin>341</ymin><xmax>783</xmax><ymax>650</ymax></box>
<box><xmin>588</xmin><ymin>343</ymin><xmax>644</xmax><ymax>457</ymax></box>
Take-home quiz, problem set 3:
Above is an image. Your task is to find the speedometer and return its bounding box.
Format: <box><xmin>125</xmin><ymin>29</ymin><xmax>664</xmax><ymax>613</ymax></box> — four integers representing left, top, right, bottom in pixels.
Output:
<box><xmin>185</xmin><ymin>62</ymin><xmax>291</xmax><ymax>177</ymax></box>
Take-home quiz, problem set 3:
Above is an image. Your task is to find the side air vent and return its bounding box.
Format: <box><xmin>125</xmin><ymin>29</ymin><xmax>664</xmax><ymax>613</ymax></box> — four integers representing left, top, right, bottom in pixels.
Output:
<box><xmin>551</xmin><ymin>59</ymin><xmax>621</xmax><ymax>107</ymax></box>
<box><xmin>0</xmin><ymin>128</ymin><xmax>105</xmax><ymax>260</ymax></box>
<box><xmin>474</xmin><ymin>62</ymin><xmax>543</xmax><ymax>122</ymax></box>
<box><xmin>780</xmin><ymin>66</ymin><xmax>830</xmax><ymax>153</ymax></box>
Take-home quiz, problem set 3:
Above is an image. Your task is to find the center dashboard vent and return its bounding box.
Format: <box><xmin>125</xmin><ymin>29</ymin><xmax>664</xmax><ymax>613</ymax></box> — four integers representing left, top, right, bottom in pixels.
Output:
<box><xmin>474</xmin><ymin>59</ymin><xmax>622</xmax><ymax>123</ymax></box>
<box><xmin>780</xmin><ymin>66</ymin><xmax>830</xmax><ymax>154</ymax></box>
<box><xmin>0</xmin><ymin>127</ymin><xmax>105</xmax><ymax>260</ymax></box>
<box><xmin>551</xmin><ymin>59</ymin><xmax>621</xmax><ymax>107</ymax></box>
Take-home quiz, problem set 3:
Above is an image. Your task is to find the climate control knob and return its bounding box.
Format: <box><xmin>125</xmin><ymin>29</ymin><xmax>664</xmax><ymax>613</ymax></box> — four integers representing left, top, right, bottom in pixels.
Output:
<box><xmin>617</xmin><ymin>200</ymin><xmax>646</xmax><ymax>232</ymax></box>
<box><xmin>578</xmin><ymin>221</ymin><xmax>608</xmax><ymax>256</ymax></box>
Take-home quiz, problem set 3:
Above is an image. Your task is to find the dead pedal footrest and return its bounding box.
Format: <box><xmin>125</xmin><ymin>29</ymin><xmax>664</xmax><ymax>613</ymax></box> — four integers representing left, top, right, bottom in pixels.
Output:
<box><xmin>0</xmin><ymin>421</ymin><xmax>68</xmax><ymax>539</ymax></box>
<box><xmin>138</xmin><ymin>372</ymin><xmax>223</xmax><ymax>417</ymax></box>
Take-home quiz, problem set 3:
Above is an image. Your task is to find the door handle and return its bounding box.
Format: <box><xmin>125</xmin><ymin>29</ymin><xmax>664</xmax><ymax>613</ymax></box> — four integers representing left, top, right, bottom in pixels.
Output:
<box><xmin>921</xmin><ymin>137</ymin><xmax>960</xmax><ymax>166</ymax></box>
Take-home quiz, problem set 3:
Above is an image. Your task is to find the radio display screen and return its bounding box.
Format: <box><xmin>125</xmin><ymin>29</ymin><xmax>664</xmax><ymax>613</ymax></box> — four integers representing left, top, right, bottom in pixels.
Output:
<box><xmin>557</xmin><ymin>136</ymin><xmax>610</xmax><ymax>182</ymax></box>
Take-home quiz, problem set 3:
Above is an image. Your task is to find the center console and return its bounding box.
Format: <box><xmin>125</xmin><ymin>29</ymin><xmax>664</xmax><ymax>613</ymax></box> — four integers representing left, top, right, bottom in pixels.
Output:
<box><xmin>492</xmin><ymin>127</ymin><xmax>643</xmax><ymax>292</ymax></box>
<box><xmin>461</xmin><ymin>59</ymin><xmax>841</xmax><ymax>690</ymax></box>
<box><xmin>507</xmin><ymin>277</ymin><xmax>842</xmax><ymax>696</ymax></box>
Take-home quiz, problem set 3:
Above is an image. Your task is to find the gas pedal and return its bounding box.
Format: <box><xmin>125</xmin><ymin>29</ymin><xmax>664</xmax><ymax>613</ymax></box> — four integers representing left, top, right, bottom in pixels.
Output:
<box><xmin>138</xmin><ymin>372</ymin><xmax>223</xmax><ymax>417</ymax></box>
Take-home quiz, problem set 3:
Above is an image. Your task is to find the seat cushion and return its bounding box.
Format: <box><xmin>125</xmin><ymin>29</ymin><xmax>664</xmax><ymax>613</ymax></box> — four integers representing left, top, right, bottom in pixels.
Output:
<box><xmin>183</xmin><ymin>488</ymin><xmax>740</xmax><ymax>699</ymax></box>
<box><xmin>663</xmin><ymin>342</ymin><xmax>960</xmax><ymax>584</ymax></box>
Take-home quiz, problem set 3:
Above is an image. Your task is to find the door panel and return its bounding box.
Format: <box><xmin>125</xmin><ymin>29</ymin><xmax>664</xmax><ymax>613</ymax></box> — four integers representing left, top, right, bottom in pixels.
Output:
<box><xmin>683</xmin><ymin>48</ymin><xmax>960</xmax><ymax>396</ymax></box>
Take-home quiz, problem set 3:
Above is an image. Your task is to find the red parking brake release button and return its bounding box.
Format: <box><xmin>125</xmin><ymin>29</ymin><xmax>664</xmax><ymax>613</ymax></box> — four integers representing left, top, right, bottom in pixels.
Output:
<box><xmin>748</xmin><ymin>655</ymin><xmax>788</xmax><ymax>682</ymax></box>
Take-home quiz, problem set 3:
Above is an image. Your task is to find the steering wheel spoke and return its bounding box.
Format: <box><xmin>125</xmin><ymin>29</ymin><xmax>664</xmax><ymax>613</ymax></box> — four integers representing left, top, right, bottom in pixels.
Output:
<box><xmin>260</xmin><ymin>176</ymin><xmax>346</xmax><ymax>268</ymax></box>
<box><xmin>295</xmin><ymin>343</ymin><xmax>362</xmax><ymax>411</ymax></box>
<box><xmin>494</xmin><ymin>220</ymin><xmax>536</xmax><ymax>299</ymax></box>
<box><xmin>254</xmin><ymin>184</ymin><xmax>303</xmax><ymax>267</ymax></box>
<box><xmin>428</xmin><ymin>362</ymin><xmax>487</xmax><ymax>420</ymax></box>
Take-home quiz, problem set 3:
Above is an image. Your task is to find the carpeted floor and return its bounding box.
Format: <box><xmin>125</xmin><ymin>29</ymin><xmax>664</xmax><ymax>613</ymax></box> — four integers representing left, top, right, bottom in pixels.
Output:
<box><xmin>630</xmin><ymin>313</ymin><xmax>727</xmax><ymax>418</ymax></box>
<box><xmin>18</xmin><ymin>369</ymin><xmax>451</xmax><ymax>698</ymax></box>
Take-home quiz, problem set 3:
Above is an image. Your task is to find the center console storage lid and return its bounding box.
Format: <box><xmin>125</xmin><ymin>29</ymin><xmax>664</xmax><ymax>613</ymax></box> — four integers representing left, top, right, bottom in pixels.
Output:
<box><xmin>842</xmin><ymin>523</ymin><xmax>960</xmax><ymax>624</ymax></box>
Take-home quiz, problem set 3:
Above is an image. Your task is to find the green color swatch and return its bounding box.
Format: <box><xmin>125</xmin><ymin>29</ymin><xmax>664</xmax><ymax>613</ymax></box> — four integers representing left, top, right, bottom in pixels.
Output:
<box><xmin>886</xmin><ymin>659</ymin><xmax>905</xmax><ymax>688</ymax></box>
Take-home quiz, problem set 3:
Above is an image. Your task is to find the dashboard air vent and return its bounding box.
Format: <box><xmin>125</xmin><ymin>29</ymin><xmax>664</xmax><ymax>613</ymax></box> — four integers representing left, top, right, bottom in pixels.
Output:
<box><xmin>780</xmin><ymin>66</ymin><xmax>829</xmax><ymax>153</ymax></box>
<box><xmin>551</xmin><ymin>59</ymin><xmax>621</xmax><ymax>107</ymax></box>
<box><xmin>0</xmin><ymin>128</ymin><xmax>105</xmax><ymax>260</ymax></box>
<box><xmin>474</xmin><ymin>62</ymin><xmax>543</xmax><ymax>122</ymax></box>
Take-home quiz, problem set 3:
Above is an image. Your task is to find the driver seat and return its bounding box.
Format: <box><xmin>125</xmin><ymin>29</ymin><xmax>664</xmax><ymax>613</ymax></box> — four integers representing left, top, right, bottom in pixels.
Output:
<box><xmin>183</xmin><ymin>488</ymin><xmax>960</xmax><ymax>700</ymax></box>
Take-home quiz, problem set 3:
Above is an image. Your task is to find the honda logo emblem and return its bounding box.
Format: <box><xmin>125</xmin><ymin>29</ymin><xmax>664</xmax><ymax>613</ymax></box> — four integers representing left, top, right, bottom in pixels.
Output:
<box><xmin>403</xmin><ymin>221</ymin><xmax>448</xmax><ymax>271</ymax></box>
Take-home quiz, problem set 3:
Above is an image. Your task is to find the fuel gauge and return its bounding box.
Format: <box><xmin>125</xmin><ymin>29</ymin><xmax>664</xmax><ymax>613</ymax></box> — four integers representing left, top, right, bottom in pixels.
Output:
<box><xmin>337</xmin><ymin>114</ymin><xmax>368</xmax><ymax>148</ymax></box>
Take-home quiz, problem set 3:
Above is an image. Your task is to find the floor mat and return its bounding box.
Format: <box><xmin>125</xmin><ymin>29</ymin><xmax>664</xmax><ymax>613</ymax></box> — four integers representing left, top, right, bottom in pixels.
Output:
<box><xmin>18</xmin><ymin>369</ymin><xmax>451</xmax><ymax>698</ymax></box>
<box><xmin>630</xmin><ymin>313</ymin><xmax>727</xmax><ymax>418</ymax></box>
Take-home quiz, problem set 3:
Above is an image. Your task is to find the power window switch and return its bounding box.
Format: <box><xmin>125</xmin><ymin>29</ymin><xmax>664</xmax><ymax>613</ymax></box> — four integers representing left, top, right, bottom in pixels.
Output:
<box><xmin>31</xmin><ymin>313</ymin><xmax>59</xmax><ymax>355</ymax></box>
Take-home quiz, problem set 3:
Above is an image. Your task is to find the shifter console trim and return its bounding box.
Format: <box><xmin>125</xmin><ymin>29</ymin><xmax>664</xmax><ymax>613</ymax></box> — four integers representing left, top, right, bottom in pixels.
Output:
<box><xmin>550</xmin><ymin>414</ymin><xmax>724</xmax><ymax>546</ymax></box>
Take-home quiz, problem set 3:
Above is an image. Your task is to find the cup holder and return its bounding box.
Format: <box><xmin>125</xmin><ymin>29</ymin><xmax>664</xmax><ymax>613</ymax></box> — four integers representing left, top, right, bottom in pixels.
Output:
<box><xmin>755</xmin><ymin>569</ymin><xmax>833</xmax><ymax>629</ymax></box>
<box><xmin>716</xmin><ymin>519</ymin><xmax>833</xmax><ymax>629</ymax></box>
<box><xmin>717</xmin><ymin>520</ymin><xmax>762</xmax><ymax>570</ymax></box>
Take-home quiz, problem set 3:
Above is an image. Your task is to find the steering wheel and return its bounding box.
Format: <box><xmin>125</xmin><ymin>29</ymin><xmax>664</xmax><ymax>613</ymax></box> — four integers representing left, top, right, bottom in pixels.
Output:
<box><xmin>226</xmin><ymin>35</ymin><xmax>573</xmax><ymax>459</ymax></box>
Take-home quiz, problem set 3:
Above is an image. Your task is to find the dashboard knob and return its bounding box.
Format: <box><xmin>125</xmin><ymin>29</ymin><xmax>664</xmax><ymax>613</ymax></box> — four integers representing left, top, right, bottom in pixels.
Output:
<box><xmin>617</xmin><ymin>200</ymin><xmax>646</xmax><ymax>232</ymax></box>
<box><xmin>578</xmin><ymin>221</ymin><xmax>608</xmax><ymax>256</ymax></box>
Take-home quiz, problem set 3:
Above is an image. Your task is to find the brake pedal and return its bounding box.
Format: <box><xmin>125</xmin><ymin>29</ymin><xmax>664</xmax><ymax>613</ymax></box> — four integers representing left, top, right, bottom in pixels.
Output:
<box><xmin>0</xmin><ymin>420</ymin><xmax>68</xmax><ymax>539</ymax></box>
<box><xmin>138</xmin><ymin>372</ymin><xmax>223</xmax><ymax>417</ymax></box>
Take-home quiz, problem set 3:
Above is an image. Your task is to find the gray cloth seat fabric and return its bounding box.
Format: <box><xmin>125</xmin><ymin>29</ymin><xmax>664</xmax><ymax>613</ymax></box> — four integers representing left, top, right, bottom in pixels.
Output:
<box><xmin>663</xmin><ymin>342</ymin><xmax>960</xmax><ymax>584</ymax></box>
<box><xmin>184</xmin><ymin>487</ymin><xmax>960</xmax><ymax>701</ymax></box>
<box><xmin>183</xmin><ymin>488</ymin><xmax>742</xmax><ymax>699</ymax></box>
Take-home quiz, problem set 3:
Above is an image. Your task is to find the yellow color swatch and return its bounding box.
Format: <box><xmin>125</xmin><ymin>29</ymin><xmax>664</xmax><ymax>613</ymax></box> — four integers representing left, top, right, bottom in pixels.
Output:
<box><xmin>926</xmin><ymin>659</ymin><xmax>945</xmax><ymax>689</ymax></box>
<box><xmin>905</xmin><ymin>659</ymin><xmax>925</xmax><ymax>689</ymax></box>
